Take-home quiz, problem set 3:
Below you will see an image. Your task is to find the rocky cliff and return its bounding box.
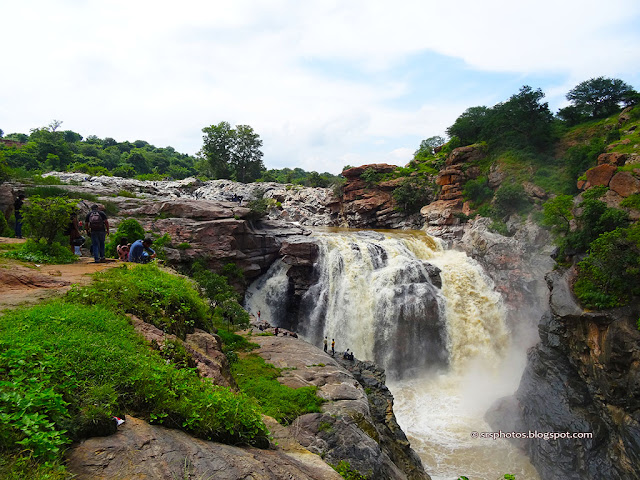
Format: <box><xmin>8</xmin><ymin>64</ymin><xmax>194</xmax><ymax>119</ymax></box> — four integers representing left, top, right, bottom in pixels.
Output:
<box><xmin>488</xmin><ymin>268</ymin><xmax>640</xmax><ymax>480</ymax></box>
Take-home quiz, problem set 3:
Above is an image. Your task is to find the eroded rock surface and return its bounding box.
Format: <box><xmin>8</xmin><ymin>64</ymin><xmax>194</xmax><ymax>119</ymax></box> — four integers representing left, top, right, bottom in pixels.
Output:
<box><xmin>250</xmin><ymin>334</ymin><xmax>430</xmax><ymax>480</ymax></box>
<box><xmin>66</xmin><ymin>416</ymin><xmax>342</xmax><ymax>480</ymax></box>
<box><xmin>488</xmin><ymin>271</ymin><xmax>640</xmax><ymax>480</ymax></box>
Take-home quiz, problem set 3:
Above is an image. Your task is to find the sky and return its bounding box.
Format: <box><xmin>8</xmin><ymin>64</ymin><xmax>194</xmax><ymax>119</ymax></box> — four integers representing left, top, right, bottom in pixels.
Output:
<box><xmin>1</xmin><ymin>0</ymin><xmax>639</xmax><ymax>174</ymax></box>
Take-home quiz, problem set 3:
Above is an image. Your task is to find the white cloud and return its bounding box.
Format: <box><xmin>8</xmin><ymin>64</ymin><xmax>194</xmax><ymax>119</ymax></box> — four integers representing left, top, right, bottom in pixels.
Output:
<box><xmin>1</xmin><ymin>0</ymin><xmax>639</xmax><ymax>174</ymax></box>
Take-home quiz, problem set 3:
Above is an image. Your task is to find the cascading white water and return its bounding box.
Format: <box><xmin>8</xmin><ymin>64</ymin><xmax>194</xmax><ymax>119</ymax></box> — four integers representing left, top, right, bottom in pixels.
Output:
<box><xmin>244</xmin><ymin>229</ymin><xmax>539</xmax><ymax>479</ymax></box>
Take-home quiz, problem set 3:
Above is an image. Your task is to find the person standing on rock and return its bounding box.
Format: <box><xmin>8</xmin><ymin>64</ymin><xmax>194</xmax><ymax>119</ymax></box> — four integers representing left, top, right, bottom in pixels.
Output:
<box><xmin>86</xmin><ymin>204</ymin><xmax>109</xmax><ymax>263</ymax></box>
<box><xmin>323</xmin><ymin>336</ymin><xmax>328</xmax><ymax>353</ymax></box>
<box><xmin>331</xmin><ymin>339</ymin><xmax>335</xmax><ymax>356</ymax></box>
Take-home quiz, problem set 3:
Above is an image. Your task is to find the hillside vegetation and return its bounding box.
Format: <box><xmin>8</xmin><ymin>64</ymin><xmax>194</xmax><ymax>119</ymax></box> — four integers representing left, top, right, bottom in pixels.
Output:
<box><xmin>0</xmin><ymin>263</ymin><xmax>327</xmax><ymax>479</ymax></box>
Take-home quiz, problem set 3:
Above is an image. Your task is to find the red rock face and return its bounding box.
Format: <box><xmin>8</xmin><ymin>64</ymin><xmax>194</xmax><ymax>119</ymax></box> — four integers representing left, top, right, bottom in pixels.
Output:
<box><xmin>584</xmin><ymin>164</ymin><xmax>618</xmax><ymax>187</ymax></box>
<box><xmin>338</xmin><ymin>163</ymin><xmax>420</xmax><ymax>228</ymax></box>
<box><xmin>609</xmin><ymin>171</ymin><xmax>640</xmax><ymax>197</ymax></box>
<box><xmin>597</xmin><ymin>152</ymin><xmax>628</xmax><ymax>166</ymax></box>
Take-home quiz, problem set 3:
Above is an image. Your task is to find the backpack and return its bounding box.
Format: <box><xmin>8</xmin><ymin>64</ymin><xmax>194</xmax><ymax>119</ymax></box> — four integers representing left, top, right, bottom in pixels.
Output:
<box><xmin>88</xmin><ymin>211</ymin><xmax>105</xmax><ymax>230</ymax></box>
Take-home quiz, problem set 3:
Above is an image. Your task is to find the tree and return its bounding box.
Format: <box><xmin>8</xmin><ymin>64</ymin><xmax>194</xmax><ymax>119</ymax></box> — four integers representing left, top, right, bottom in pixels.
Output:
<box><xmin>414</xmin><ymin>136</ymin><xmax>446</xmax><ymax>159</ymax></box>
<box><xmin>199</xmin><ymin>121</ymin><xmax>234</xmax><ymax>179</ymax></box>
<box><xmin>542</xmin><ymin>195</ymin><xmax>574</xmax><ymax>237</ymax></box>
<box><xmin>563</xmin><ymin>77</ymin><xmax>638</xmax><ymax>120</ymax></box>
<box><xmin>446</xmin><ymin>106</ymin><xmax>491</xmax><ymax>146</ymax></box>
<box><xmin>486</xmin><ymin>86</ymin><xmax>554</xmax><ymax>151</ymax></box>
<box><xmin>199</xmin><ymin>122</ymin><xmax>265</xmax><ymax>182</ymax></box>
<box><xmin>232</xmin><ymin>124</ymin><xmax>264</xmax><ymax>183</ymax></box>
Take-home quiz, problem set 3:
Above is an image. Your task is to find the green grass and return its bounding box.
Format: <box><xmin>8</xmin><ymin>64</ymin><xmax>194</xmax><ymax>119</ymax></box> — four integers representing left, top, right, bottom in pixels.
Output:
<box><xmin>231</xmin><ymin>353</ymin><xmax>323</xmax><ymax>425</ymax></box>
<box><xmin>0</xmin><ymin>301</ymin><xmax>269</xmax><ymax>474</ymax></box>
<box><xmin>66</xmin><ymin>263</ymin><xmax>211</xmax><ymax>338</ymax></box>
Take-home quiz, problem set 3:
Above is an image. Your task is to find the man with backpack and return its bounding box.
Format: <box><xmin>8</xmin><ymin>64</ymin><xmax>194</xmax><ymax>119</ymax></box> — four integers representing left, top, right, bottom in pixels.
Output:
<box><xmin>85</xmin><ymin>204</ymin><xmax>109</xmax><ymax>263</ymax></box>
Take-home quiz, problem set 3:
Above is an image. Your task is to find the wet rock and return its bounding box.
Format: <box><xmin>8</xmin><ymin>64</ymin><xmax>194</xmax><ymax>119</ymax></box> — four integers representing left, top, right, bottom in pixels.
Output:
<box><xmin>488</xmin><ymin>269</ymin><xmax>640</xmax><ymax>480</ymax></box>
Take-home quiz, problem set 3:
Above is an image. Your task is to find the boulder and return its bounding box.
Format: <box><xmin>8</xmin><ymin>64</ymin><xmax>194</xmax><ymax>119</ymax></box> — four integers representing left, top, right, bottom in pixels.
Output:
<box><xmin>609</xmin><ymin>171</ymin><xmax>640</xmax><ymax>198</ymax></box>
<box><xmin>597</xmin><ymin>152</ymin><xmax>628</xmax><ymax>166</ymax></box>
<box><xmin>66</xmin><ymin>416</ymin><xmax>342</xmax><ymax>480</ymax></box>
<box><xmin>249</xmin><ymin>334</ymin><xmax>430</xmax><ymax>480</ymax></box>
<box><xmin>584</xmin><ymin>164</ymin><xmax>617</xmax><ymax>187</ymax></box>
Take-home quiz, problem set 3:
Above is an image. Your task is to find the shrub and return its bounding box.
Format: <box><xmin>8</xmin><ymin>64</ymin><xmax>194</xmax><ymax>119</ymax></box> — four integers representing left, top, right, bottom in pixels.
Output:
<box><xmin>392</xmin><ymin>177</ymin><xmax>435</xmax><ymax>214</ymax></box>
<box><xmin>151</xmin><ymin>232</ymin><xmax>172</xmax><ymax>261</ymax></box>
<box><xmin>620</xmin><ymin>193</ymin><xmax>640</xmax><ymax>210</ymax></box>
<box><xmin>493</xmin><ymin>183</ymin><xmax>529</xmax><ymax>218</ymax></box>
<box><xmin>462</xmin><ymin>176</ymin><xmax>493</xmax><ymax>205</ymax></box>
<box><xmin>117</xmin><ymin>189</ymin><xmax>137</xmax><ymax>198</ymax></box>
<box><xmin>66</xmin><ymin>263</ymin><xmax>212</xmax><ymax>338</ymax></box>
<box><xmin>105</xmin><ymin>218</ymin><xmax>145</xmax><ymax>258</ymax></box>
<box><xmin>574</xmin><ymin>224</ymin><xmax>640</xmax><ymax>308</ymax></box>
<box><xmin>0</xmin><ymin>213</ymin><xmax>11</xmax><ymax>236</ymax></box>
<box><xmin>23</xmin><ymin>186</ymin><xmax>68</xmax><ymax>198</ymax></box>
<box><xmin>360</xmin><ymin>167</ymin><xmax>383</xmax><ymax>185</ymax></box>
<box><xmin>21</xmin><ymin>196</ymin><xmax>77</xmax><ymax>245</ymax></box>
<box><xmin>3</xmin><ymin>239</ymin><xmax>77</xmax><ymax>264</ymax></box>
<box><xmin>0</xmin><ymin>301</ymin><xmax>269</xmax><ymax>470</ymax></box>
<box><xmin>192</xmin><ymin>263</ymin><xmax>250</xmax><ymax>330</ymax></box>
<box><xmin>330</xmin><ymin>460</ymin><xmax>370</xmax><ymax>480</ymax></box>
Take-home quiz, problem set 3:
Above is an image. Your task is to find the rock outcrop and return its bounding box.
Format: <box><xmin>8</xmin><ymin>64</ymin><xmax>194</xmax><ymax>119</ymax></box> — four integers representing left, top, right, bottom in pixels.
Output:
<box><xmin>421</xmin><ymin>145</ymin><xmax>486</xmax><ymax>238</ymax></box>
<box><xmin>250</xmin><ymin>334</ymin><xmax>431</xmax><ymax>480</ymax></box>
<box><xmin>488</xmin><ymin>269</ymin><xmax>640</xmax><ymax>480</ymax></box>
<box><xmin>67</xmin><ymin>416</ymin><xmax>342</xmax><ymax>480</ymax></box>
<box><xmin>338</xmin><ymin>164</ymin><xmax>423</xmax><ymax>228</ymax></box>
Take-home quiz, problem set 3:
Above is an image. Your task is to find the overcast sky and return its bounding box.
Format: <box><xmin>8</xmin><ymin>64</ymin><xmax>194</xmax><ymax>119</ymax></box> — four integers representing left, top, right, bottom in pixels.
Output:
<box><xmin>1</xmin><ymin>0</ymin><xmax>639</xmax><ymax>174</ymax></box>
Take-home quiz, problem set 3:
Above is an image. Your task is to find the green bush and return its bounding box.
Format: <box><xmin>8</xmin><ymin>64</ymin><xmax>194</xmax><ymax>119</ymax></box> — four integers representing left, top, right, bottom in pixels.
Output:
<box><xmin>462</xmin><ymin>176</ymin><xmax>493</xmax><ymax>205</ymax></box>
<box><xmin>493</xmin><ymin>183</ymin><xmax>529</xmax><ymax>218</ymax></box>
<box><xmin>117</xmin><ymin>189</ymin><xmax>137</xmax><ymax>198</ymax></box>
<box><xmin>231</xmin><ymin>353</ymin><xmax>323</xmax><ymax>425</ymax></box>
<box><xmin>620</xmin><ymin>193</ymin><xmax>640</xmax><ymax>210</ymax></box>
<box><xmin>105</xmin><ymin>218</ymin><xmax>145</xmax><ymax>258</ymax></box>
<box><xmin>331</xmin><ymin>460</ymin><xmax>370</xmax><ymax>480</ymax></box>
<box><xmin>392</xmin><ymin>177</ymin><xmax>435</xmax><ymax>214</ymax></box>
<box><xmin>0</xmin><ymin>213</ymin><xmax>11</xmax><ymax>237</ymax></box>
<box><xmin>2</xmin><ymin>239</ymin><xmax>77</xmax><ymax>264</ymax></box>
<box><xmin>21</xmin><ymin>196</ymin><xmax>77</xmax><ymax>245</ymax></box>
<box><xmin>0</xmin><ymin>301</ymin><xmax>269</xmax><ymax>471</ymax></box>
<box><xmin>66</xmin><ymin>263</ymin><xmax>212</xmax><ymax>338</ymax></box>
<box><xmin>192</xmin><ymin>264</ymin><xmax>250</xmax><ymax>330</ymax></box>
<box><xmin>574</xmin><ymin>224</ymin><xmax>640</xmax><ymax>308</ymax></box>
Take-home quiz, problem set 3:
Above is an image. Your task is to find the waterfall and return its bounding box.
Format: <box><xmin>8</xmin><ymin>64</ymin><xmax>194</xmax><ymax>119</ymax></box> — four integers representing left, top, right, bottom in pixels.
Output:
<box><xmin>245</xmin><ymin>229</ymin><xmax>540</xmax><ymax>479</ymax></box>
<box><xmin>245</xmin><ymin>229</ymin><xmax>509</xmax><ymax>378</ymax></box>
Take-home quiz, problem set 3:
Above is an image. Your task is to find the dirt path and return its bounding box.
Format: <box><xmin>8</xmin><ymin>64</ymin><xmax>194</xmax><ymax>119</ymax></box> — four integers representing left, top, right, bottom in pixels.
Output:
<box><xmin>0</xmin><ymin>237</ymin><xmax>120</xmax><ymax>310</ymax></box>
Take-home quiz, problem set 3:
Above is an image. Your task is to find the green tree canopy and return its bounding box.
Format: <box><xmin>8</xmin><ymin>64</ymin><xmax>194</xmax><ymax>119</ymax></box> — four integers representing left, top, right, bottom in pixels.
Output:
<box><xmin>446</xmin><ymin>86</ymin><xmax>554</xmax><ymax>151</ymax></box>
<box><xmin>199</xmin><ymin>122</ymin><xmax>265</xmax><ymax>182</ymax></box>
<box><xmin>559</xmin><ymin>77</ymin><xmax>638</xmax><ymax>123</ymax></box>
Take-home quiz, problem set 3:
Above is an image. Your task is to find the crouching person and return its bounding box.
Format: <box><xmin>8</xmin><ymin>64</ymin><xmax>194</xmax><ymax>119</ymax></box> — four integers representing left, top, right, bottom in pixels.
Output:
<box><xmin>128</xmin><ymin>238</ymin><xmax>156</xmax><ymax>264</ymax></box>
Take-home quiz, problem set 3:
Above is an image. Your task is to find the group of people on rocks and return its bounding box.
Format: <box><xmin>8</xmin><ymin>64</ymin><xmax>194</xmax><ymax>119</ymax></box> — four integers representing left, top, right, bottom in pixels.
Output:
<box><xmin>73</xmin><ymin>204</ymin><xmax>157</xmax><ymax>264</ymax></box>
<box><xmin>323</xmin><ymin>336</ymin><xmax>355</xmax><ymax>361</ymax></box>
